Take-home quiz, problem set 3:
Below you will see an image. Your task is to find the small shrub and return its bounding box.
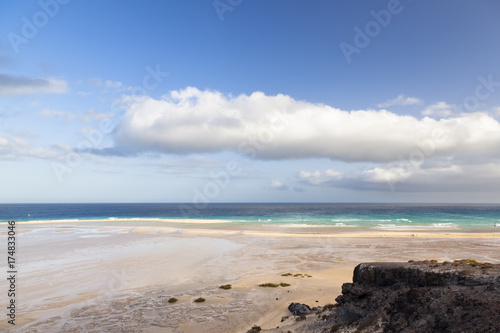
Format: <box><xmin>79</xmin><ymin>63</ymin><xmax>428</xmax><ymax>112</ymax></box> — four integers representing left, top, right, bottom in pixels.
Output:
<box><xmin>480</xmin><ymin>263</ymin><xmax>494</xmax><ymax>270</ymax></box>
<box><xmin>246</xmin><ymin>325</ymin><xmax>261</xmax><ymax>333</ymax></box>
<box><xmin>279</xmin><ymin>282</ymin><xmax>291</xmax><ymax>287</ymax></box>
<box><xmin>167</xmin><ymin>297</ymin><xmax>178</xmax><ymax>303</ymax></box>
<box><xmin>281</xmin><ymin>273</ymin><xmax>292</xmax><ymax>276</ymax></box>
<box><xmin>454</xmin><ymin>259</ymin><xmax>478</xmax><ymax>264</ymax></box>
<box><xmin>293</xmin><ymin>273</ymin><xmax>303</xmax><ymax>277</ymax></box>
<box><xmin>259</xmin><ymin>283</ymin><xmax>279</xmax><ymax>287</ymax></box>
<box><xmin>430</xmin><ymin>259</ymin><xmax>438</xmax><ymax>263</ymax></box>
<box><xmin>219</xmin><ymin>284</ymin><xmax>232</xmax><ymax>290</ymax></box>
<box><xmin>323</xmin><ymin>303</ymin><xmax>340</xmax><ymax>311</ymax></box>
<box><xmin>194</xmin><ymin>297</ymin><xmax>206</xmax><ymax>303</ymax></box>
<box><xmin>306</xmin><ymin>274</ymin><xmax>312</xmax><ymax>278</ymax></box>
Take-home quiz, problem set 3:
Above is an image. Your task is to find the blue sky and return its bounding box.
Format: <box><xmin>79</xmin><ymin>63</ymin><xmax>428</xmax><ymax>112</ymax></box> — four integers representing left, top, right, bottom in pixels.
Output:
<box><xmin>1</xmin><ymin>0</ymin><xmax>500</xmax><ymax>203</ymax></box>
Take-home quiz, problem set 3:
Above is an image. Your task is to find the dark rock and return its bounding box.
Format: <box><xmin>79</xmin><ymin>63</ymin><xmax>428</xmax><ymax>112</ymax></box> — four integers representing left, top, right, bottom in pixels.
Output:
<box><xmin>288</xmin><ymin>302</ymin><xmax>312</xmax><ymax>316</ymax></box>
<box><xmin>273</xmin><ymin>261</ymin><xmax>500</xmax><ymax>333</ymax></box>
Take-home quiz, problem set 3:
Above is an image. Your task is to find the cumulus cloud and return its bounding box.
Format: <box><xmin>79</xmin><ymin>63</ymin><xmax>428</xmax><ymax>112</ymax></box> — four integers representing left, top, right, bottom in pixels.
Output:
<box><xmin>110</xmin><ymin>87</ymin><xmax>500</xmax><ymax>163</ymax></box>
<box><xmin>422</xmin><ymin>101</ymin><xmax>454</xmax><ymax>117</ymax></box>
<box><xmin>377</xmin><ymin>94</ymin><xmax>422</xmax><ymax>108</ymax></box>
<box><xmin>104</xmin><ymin>80</ymin><xmax>122</xmax><ymax>88</ymax></box>
<box><xmin>299</xmin><ymin>158</ymin><xmax>500</xmax><ymax>192</ymax></box>
<box><xmin>0</xmin><ymin>74</ymin><xmax>67</xmax><ymax>96</ymax></box>
<box><xmin>0</xmin><ymin>134</ymin><xmax>61</xmax><ymax>160</ymax></box>
<box><xmin>269</xmin><ymin>180</ymin><xmax>289</xmax><ymax>191</ymax></box>
<box><xmin>88</xmin><ymin>77</ymin><xmax>123</xmax><ymax>89</ymax></box>
<box><xmin>299</xmin><ymin>169</ymin><xmax>343</xmax><ymax>185</ymax></box>
<box><xmin>81</xmin><ymin>109</ymin><xmax>113</xmax><ymax>122</ymax></box>
<box><xmin>39</xmin><ymin>109</ymin><xmax>77</xmax><ymax>120</ymax></box>
<box><xmin>39</xmin><ymin>109</ymin><xmax>112</xmax><ymax>122</ymax></box>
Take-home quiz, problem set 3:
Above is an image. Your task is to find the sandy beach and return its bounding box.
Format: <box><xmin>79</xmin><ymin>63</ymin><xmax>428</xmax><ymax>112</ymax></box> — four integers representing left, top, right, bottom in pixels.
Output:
<box><xmin>1</xmin><ymin>220</ymin><xmax>499</xmax><ymax>332</ymax></box>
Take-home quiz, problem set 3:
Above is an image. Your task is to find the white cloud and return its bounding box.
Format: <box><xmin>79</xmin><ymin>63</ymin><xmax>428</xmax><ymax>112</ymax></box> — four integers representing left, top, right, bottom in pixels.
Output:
<box><xmin>299</xmin><ymin>159</ymin><xmax>500</xmax><ymax>192</ymax></box>
<box><xmin>110</xmin><ymin>87</ymin><xmax>500</xmax><ymax>163</ymax></box>
<box><xmin>377</xmin><ymin>94</ymin><xmax>422</xmax><ymax>108</ymax></box>
<box><xmin>88</xmin><ymin>78</ymin><xmax>102</xmax><ymax>87</ymax></box>
<box><xmin>39</xmin><ymin>109</ymin><xmax>77</xmax><ymax>120</ymax></box>
<box><xmin>0</xmin><ymin>74</ymin><xmax>67</xmax><ymax>96</ymax></box>
<box><xmin>88</xmin><ymin>78</ymin><xmax>122</xmax><ymax>89</ymax></box>
<box><xmin>104</xmin><ymin>80</ymin><xmax>122</xmax><ymax>88</ymax></box>
<box><xmin>39</xmin><ymin>109</ymin><xmax>112</xmax><ymax>122</ymax></box>
<box><xmin>269</xmin><ymin>180</ymin><xmax>289</xmax><ymax>190</ymax></box>
<box><xmin>81</xmin><ymin>109</ymin><xmax>113</xmax><ymax>122</ymax></box>
<box><xmin>362</xmin><ymin>166</ymin><xmax>412</xmax><ymax>184</ymax></box>
<box><xmin>0</xmin><ymin>134</ymin><xmax>62</xmax><ymax>160</ymax></box>
<box><xmin>299</xmin><ymin>169</ymin><xmax>343</xmax><ymax>185</ymax></box>
<box><xmin>422</xmin><ymin>101</ymin><xmax>454</xmax><ymax>117</ymax></box>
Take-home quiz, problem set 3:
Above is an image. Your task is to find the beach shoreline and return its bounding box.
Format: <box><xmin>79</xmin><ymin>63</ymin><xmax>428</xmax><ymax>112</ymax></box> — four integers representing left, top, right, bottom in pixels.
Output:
<box><xmin>2</xmin><ymin>218</ymin><xmax>500</xmax><ymax>239</ymax></box>
<box><xmin>1</xmin><ymin>221</ymin><xmax>499</xmax><ymax>332</ymax></box>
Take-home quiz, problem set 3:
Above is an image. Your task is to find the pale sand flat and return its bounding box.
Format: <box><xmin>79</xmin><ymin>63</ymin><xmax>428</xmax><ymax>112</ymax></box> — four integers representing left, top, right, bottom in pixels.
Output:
<box><xmin>2</xmin><ymin>223</ymin><xmax>499</xmax><ymax>333</ymax></box>
<box><xmin>241</xmin><ymin>230</ymin><xmax>500</xmax><ymax>239</ymax></box>
<box><xmin>185</xmin><ymin>230</ymin><xmax>240</xmax><ymax>236</ymax></box>
<box><xmin>132</xmin><ymin>227</ymin><xmax>178</xmax><ymax>233</ymax></box>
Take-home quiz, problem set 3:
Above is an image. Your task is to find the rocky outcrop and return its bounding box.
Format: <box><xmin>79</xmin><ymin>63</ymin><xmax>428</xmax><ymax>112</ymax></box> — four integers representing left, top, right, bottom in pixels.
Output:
<box><xmin>288</xmin><ymin>303</ymin><xmax>312</xmax><ymax>316</ymax></box>
<box><xmin>273</xmin><ymin>260</ymin><xmax>500</xmax><ymax>333</ymax></box>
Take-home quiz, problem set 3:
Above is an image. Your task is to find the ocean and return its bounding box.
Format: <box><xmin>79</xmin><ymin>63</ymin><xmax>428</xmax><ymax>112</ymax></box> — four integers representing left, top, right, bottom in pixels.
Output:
<box><xmin>1</xmin><ymin>203</ymin><xmax>500</xmax><ymax>230</ymax></box>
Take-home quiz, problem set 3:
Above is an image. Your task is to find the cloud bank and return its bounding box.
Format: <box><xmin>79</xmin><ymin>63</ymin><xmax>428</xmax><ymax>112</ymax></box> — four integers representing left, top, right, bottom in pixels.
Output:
<box><xmin>111</xmin><ymin>87</ymin><xmax>500</xmax><ymax>164</ymax></box>
<box><xmin>377</xmin><ymin>94</ymin><xmax>422</xmax><ymax>108</ymax></box>
<box><xmin>0</xmin><ymin>74</ymin><xmax>67</xmax><ymax>96</ymax></box>
<box><xmin>299</xmin><ymin>158</ymin><xmax>500</xmax><ymax>193</ymax></box>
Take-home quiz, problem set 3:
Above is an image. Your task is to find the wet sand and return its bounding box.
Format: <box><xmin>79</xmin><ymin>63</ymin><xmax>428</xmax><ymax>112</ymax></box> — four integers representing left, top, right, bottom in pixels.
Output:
<box><xmin>1</xmin><ymin>222</ymin><xmax>499</xmax><ymax>332</ymax></box>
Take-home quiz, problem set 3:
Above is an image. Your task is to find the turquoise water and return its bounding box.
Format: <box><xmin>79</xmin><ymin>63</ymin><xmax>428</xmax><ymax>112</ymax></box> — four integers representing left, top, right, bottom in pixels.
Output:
<box><xmin>1</xmin><ymin>203</ymin><xmax>500</xmax><ymax>230</ymax></box>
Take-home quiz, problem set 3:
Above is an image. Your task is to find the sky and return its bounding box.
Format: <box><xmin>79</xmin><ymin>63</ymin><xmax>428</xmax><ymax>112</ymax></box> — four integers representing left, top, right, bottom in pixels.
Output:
<box><xmin>1</xmin><ymin>0</ymin><xmax>500</xmax><ymax>203</ymax></box>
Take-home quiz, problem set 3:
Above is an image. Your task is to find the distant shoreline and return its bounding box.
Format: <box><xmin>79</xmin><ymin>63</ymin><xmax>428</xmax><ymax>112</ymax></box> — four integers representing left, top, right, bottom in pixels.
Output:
<box><xmin>1</xmin><ymin>218</ymin><xmax>499</xmax><ymax>238</ymax></box>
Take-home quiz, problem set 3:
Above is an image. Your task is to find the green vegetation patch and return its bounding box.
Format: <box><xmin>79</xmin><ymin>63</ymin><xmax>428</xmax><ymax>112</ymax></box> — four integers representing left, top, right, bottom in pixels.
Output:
<box><xmin>167</xmin><ymin>297</ymin><xmax>178</xmax><ymax>303</ymax></box>
<box><xmin>194</xmin><ymin>297</ymin><xmax>206</xmax><ymax>303</ymax></box>
<box><xmin>279</xmin><ymin>282</ymin><xmax>291</xmax><ymax>287</ymax></box>
<box><xmin>246</xmin><ymin>325</ymin><xmax>261</xmax><ymax>332</ymax></box>
<box><xmin>321</xmin><ymin>303</ymin><xmax>340</xmax><ymax>313</ymax></box>
<box><xmin>219</xmin><ymin>284</ymin><xmax>232</xmax><ymax>290</ymax></box>
<box><xmin>259</xmin><ymin>282</ymin><xmax>279</xmax><ymax>288</ymax></box>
